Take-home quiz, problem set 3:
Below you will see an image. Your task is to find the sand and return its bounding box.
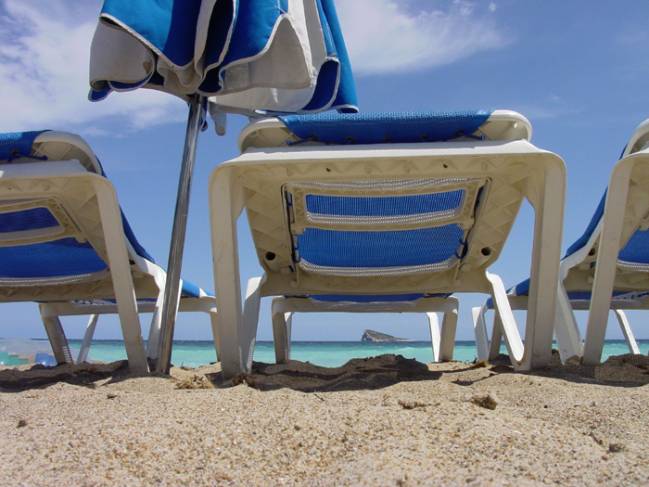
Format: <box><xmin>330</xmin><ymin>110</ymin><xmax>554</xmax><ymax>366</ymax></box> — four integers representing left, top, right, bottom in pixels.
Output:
<box><xmin>0</xmin><ymin>354</ymin><xmax>648</xmax><ymax>486</ymax></box>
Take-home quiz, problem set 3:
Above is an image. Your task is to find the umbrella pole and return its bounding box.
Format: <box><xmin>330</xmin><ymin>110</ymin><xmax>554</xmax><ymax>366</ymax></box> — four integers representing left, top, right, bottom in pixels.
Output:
<box><xmin>156</xmin><ymin>94</ymin><xmax>206</xmax><ymax>374</ymax></box>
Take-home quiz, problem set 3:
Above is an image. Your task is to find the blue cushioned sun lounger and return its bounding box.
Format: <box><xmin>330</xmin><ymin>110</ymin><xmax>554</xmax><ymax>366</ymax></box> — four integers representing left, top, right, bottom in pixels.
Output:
<box><xmin>0</xmin><ymin>131</ymin><xmax>218</xmax><ymax>373</ymax></box>
<box><xmin>209</xmin><ymin>110</ymin><xmax>566</xmax><ymax>378</ymax></box>
<box><xmin>473</xmin><ymin>118</ymin><xmax>649</xmax><ymax>365</ymax></box>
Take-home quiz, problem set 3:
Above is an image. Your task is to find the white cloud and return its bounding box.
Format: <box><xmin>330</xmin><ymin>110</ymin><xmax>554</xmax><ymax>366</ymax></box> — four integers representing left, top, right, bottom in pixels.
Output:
<box><xmin>337</xmin><ymin>0</ymin><xmax>507</xmax><ymax>75</ymax></box>
<box><xmin>513</xmin><ymin>95</ymin><xmax>582</xmax><ymax>121</ymax></box>
<box><xmin>0</xmin><ymin>0</ymin><xmax>184</xmax><ymax>134</ymax></box>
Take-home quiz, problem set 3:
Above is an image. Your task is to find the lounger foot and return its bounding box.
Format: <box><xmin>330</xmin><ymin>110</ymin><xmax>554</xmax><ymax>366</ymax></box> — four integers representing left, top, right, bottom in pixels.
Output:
<box><xmin>77</xmin><ymin>314</ymin><xmax>99</xmax><ymax>363</ymax></box>
<box><xmin>427</xmin><ymin>313</ymin><xmax>441</xmax><ymax>362</ymax></box>
<box><xmin>439</xmin><ymin>301</ymin><xmax>458</xmax><ymax>361</ymax></box>
<box><xmin>39</xmin><ymin>304</ymin><xmax>73</xmax><ymax>365</ymax></box>
<box><xmin>272</xmin><ymin>298</ymin><xmax>293</xmax><ymax>364</ymax></box>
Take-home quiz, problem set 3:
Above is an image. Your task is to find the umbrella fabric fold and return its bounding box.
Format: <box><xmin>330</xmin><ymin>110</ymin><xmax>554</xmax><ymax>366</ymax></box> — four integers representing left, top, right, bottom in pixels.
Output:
<box><xmin>89</xmin><ymin>0</ymin><xmax>357</xmax><ymax>113</ymax></box>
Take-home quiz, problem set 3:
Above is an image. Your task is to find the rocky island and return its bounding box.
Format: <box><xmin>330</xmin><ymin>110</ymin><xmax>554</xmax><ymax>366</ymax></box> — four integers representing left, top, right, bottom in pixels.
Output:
<box><xmin>361</xmin><ymin>329</ymin><xmax>408</xmax><ymax>343</ymax></box>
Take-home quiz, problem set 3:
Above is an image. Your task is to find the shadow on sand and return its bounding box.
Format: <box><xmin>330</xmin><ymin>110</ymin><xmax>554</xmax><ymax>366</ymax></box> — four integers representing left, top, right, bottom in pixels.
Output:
<box><xmin>207</xmin><ymin>351</ymin><xmax>649</xmax><ymax>391</ymax></box>
<box><xmin>0</xmin><ymin>360</ymin><xmax>136</xmax><ymax>392</ymax></box>
<box><xmin>1</xmin><ymin>352</ymin><xmax>647</xmax><ymax>393</ymax></box>
<box><xmin>207</xmin><ymin>354</ymin><xmax>443</xmax><ymax>392</ymax></box>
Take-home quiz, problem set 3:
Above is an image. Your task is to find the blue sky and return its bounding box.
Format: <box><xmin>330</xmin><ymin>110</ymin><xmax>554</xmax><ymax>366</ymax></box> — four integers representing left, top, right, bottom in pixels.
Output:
<box><xmin>0</xmin><ymin>0</ymin><xmax>648</xmax><ymax>343</ymax></box>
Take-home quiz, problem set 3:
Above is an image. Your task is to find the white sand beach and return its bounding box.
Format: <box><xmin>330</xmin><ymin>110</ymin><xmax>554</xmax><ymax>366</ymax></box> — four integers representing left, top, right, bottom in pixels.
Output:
<box><xmin>1</xmin><ymin>354</ymin><xmax>648</xmax><ymax>486</ymax></box>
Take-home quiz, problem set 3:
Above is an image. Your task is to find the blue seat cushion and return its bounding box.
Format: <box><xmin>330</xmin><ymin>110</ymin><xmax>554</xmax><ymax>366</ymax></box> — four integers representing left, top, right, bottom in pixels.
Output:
<box><xmin>0</xmin><ymin>131</ymin><xmax>47</xmax><ymax>161</ymax></box>
<box><xmin>278</xmin><ymin>111</ymin><xmax>492</xmax><ymax>145</ymax></box>
<box><xmin>181</xmin><ymin>280</ymin><xmax>205</xmax><ymax>298</ymax></box>
<box><xmin>491</xmin><ymin>277</ymin><xmax>642</xmax><ymax>305</ymax></box>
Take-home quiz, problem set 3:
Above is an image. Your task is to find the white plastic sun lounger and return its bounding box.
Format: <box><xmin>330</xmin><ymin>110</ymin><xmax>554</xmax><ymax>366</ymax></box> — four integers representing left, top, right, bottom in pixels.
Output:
<box><xmin>0</xmin><ymin>131</ymin><xmax>218</xmax><ymax>373</ymax></box>
<box><xmin>474</xmin><ymin>119</ymin><xmax>649</xmax><ymax>365</ymax></box>
<box><xmin>209</xmin><ymin>110</ymin><xmax>566</xmax><ymax>378</ymax></box>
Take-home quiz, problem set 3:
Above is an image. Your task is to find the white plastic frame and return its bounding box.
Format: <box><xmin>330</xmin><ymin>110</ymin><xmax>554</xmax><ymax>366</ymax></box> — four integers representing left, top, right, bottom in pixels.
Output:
<box><xmin>209</xmin><ymin>112</ymin><xmax>565</xmax><ymax>378</ymax></box>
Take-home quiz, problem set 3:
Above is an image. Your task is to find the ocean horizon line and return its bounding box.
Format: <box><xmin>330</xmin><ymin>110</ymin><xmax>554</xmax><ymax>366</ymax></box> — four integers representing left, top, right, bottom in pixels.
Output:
<box><xmin>10</xmin><ymin>337</ymin><xmax>649</xmax><ymax>344</ymax></box>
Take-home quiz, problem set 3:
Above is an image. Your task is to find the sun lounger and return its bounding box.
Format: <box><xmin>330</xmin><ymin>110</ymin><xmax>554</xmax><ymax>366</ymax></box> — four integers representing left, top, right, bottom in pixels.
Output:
<box><xmin>473</xmin><ymin>119</ymin><xmax>649</xmax><ymax>365</ymax></box>
<box><xmin>0</xmin><ymin>131</ymin><xmax>218</xmax><ymax>373</ymax></box>
<box><xmin>209</xmin><ymin>110</ymin><xmax>566</xmax><ymax>378</ymax></box>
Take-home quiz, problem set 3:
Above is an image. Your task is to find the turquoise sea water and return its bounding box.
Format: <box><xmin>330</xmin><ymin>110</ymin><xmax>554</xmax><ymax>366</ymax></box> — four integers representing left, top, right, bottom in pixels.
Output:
<box><xmin>2</xmin><ymin>338</ymin><xmax>648</xmax><ymax>368</ymax></box>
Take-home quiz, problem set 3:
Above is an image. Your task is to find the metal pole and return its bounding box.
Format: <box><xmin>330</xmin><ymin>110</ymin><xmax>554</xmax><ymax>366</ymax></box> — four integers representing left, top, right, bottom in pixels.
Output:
<box><xmin>156</xmin><ymin>94</ymin><xmax>206</xmax><ymax>373</ymax></box>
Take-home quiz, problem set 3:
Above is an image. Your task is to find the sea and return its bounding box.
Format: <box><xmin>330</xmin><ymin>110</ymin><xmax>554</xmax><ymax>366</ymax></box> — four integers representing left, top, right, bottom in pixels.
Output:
<box><xmin>1</xmin><ymin>338</ymin><xmax>647</xmax><ymax>368</ymax></box>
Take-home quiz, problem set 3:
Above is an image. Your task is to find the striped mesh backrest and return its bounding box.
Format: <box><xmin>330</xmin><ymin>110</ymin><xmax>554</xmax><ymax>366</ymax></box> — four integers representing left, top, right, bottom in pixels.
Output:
<box><xmin>304</xmin><ymin>190</ymin><xmax>464</xmax><ymax>225</ymax></box>
<box><xmin>291</xmin><ymin>182</ymin><xmax>471</xmax><ymax>276</ymax></box>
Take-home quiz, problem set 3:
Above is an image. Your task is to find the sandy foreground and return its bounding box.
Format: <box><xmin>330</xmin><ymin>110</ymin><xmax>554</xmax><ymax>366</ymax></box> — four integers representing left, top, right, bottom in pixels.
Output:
<box><xmin>0</xmin><ymin>354</ymin><xmax>648</xmax><ymax>486</ymax></box>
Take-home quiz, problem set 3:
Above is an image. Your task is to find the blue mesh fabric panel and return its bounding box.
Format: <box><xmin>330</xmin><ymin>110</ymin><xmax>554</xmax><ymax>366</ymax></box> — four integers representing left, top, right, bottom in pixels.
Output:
<box><xmin>0</xmin><ymin>131</ymin><xmax>48</xmax><ymax>161</ymax></box>
<box><xmin>0</xmin><ymin>208</ymin><xmax>59</xmax><ymax>233</ymax></box>
<box><xmin>0</xmin><ymin>238</ymin><xmax>107</xmax><ymax>278</ymax></box>
<box><xmin>297</xmin><ymin>225</ymin><xmax>464</xmax><ymax>268</ymax></box>
<box><xmin>306</xmin><ymin>190</ymin><xmax>464</xmax><ymax>217</ymax></box>
<box><xmin>618</xmin><ymin>228</ymin><xmax>649</xmax><ymax>263</ymax></box>
<box><xmin>278</xmin><ymin>111</ymin><xmax>492</xmax><ymax>145</ymax></box>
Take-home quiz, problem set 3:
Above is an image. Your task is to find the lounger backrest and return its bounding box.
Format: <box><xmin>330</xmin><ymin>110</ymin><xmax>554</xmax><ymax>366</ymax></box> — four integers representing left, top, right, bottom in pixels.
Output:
<box><xmin>562</xmin><ymin>119</ymin><xmax>649</xmax><ymax>292</ymax></box>
<box><xmin>0</xmin><ymin>131</ymin><xmax>151</xmax><ymax>282</ymax></box>
<box><xmin>564</xmin><ymin>120</ymin><xmax>649</xmax><ymax>266</ymax></box>
<box><xmin>230</xmin><ymin>110</ymin><xmax>550</xmax><ymax>296</ymax></box>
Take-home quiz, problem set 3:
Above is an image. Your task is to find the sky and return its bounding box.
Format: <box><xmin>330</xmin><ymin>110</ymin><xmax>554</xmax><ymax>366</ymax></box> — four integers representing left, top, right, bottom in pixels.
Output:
<box><xmin>0</xmin><ymin>0</ymin><xmax>648</xmax><ymax>344</ymax></box>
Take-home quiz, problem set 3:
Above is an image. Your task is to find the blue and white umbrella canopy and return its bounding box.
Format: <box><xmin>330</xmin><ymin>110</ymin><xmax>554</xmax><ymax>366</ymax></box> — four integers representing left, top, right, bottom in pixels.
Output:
<box><xmin>89</xmin><ymin>0</ymin><xmax>358</xmax><ymax>114</ymax></box>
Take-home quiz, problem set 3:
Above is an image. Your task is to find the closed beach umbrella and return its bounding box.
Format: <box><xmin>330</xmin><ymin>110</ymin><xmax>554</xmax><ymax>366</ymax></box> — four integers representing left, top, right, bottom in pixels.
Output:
<box><xmin>89</xmin><ymin>0</ymin><xmax>357</xmax><ymax>373</ymax></box>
